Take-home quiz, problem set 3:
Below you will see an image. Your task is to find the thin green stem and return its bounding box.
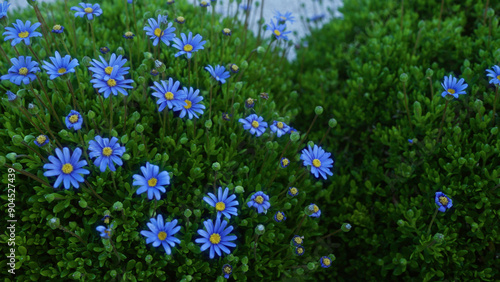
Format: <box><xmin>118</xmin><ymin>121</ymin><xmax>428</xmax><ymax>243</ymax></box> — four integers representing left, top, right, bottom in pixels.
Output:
<box><xmin>427</xmin><ymin>208</ymin><xmax>439</xmax><ymax>234</ymax></box>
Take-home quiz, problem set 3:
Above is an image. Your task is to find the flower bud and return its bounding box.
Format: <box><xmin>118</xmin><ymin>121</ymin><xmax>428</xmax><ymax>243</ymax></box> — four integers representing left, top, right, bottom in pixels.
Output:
<box><xmin>255</xmin><ymin>224</ymin><xmax>265</xmax><ymax>235</ymax></box>
<box><xmin>6</xmin><ymin>153</ymin><xmax>17</xmax><ymax>162</ymax></box>
<box><xmin>233</xmin><ymin>37</ymin><xmax>241</xmax><ymax>46</ymax></box>
<box><xmin>48</xmin><ymin>217</ymin><xmax>60</xmax><ymax>229</ymax></box>
<box><xmin>212</xmin><ymin>162</ymin><xmax>221</xmax><ymax>171</ymax></box>
<box><xmin>12</xmin><ymin>135</ymin><xmax>23</xmax><ymax>146</ymax></box>
<box><xmin>28</xmin><ymin>103</ymin><xmax>39</xmax><ymax>115</ymax></box>
<box><xmin>315</xmin><ymin>106</ymin><xmax>323</xmax><ymax>115</ymax></box>
<box><xmin>122</xmin><ymin>154</ymin><xmax>130</xmax><ymax>160</ymax></box>
<box><xmin>433</xmin><ymin>233</ymin><xmax>445</xmax><ymax>244</ymax></box>
<box><xmin>78</xmin><ymin>199</ymin><xmax>87</xmax><ymax>208</ymax></box>
<box><xmin>116</xmin><ymin>47</ymin><xmax>125</xmax><ymax>56</ymax></box>
<box><xmin>341</xmin><ymin>223</ymin><xmax>352</xmax><ymax>232</ymax></box>
<box><xmin>136</xmin><ymin>124</ymin><xmax>144</xmax><ymax>133</ymax></box>
<box><xmin>113</xmin><ymin>201</ymin><xmax>123</xmax><ymax>211</ymax></box>
<box><xmin>145</xmin><ymin>254</ymin><xmax>153</xmax><ymax>264</ymax></box>
<box><xmin>205</xmin><ymin>119</ymin><xmax>212</xmax><ymax>129</ymax></box>
<box><xmin>290</xmin><ymin>132</ymin><xmax>300</xmax><ymax>142</ymax></box>
<box><xmin>143</xmin><ymin>52</ymin><xmax>153</xmax><ymax>60</ymax></box>
<box><xmin>257</xmin><ymin>46</ymin><xmax>266</xmax><ymax>54</ymax></box>
<box><xmin>328</xmin><ymin>118</ymin><xmax>337</xmax><ymax>128</ymax></box>
<box><xmin>235</xmin><ymin>186</ymin><xmax>245</xmax><ymax>193</ymax></box>
<box><xmin>425</xmin><ymin>68</ymin><xmax>434</xmax><ymax>78</ymax></box>
<box><xmin>184</xmin><ymin>209</ymin><xmax>192</xmax><ymax>218</ymax></box>
<box><xmin>137</xmin><ymin>76</ymin><xmax>146</xmax><ymax>84</ymax></box>
<box><xmin>307</xmin><ymin>141</ymin><xmax>314</xmax><ymax>147</ymax></box>
<box><xmin>487</xmin><ymin>8</ymin><xmax>494</xmax><ymax>18</ymax></box>
<box><xmin>399</xmin><ymin>73</ymin><xmax>409</xmax><ymax>83</ymax></box>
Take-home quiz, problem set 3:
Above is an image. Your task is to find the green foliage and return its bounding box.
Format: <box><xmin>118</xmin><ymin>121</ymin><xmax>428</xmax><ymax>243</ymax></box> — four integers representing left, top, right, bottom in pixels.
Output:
<box><xmin>292</xmin><ymin>0</ymin><xmax>500</xmax><ymax>280</ymax></box>
<box><xmin>0</xmin><ymin>0</ymin><xmax>338</xmax><ymax>281</ymax></box>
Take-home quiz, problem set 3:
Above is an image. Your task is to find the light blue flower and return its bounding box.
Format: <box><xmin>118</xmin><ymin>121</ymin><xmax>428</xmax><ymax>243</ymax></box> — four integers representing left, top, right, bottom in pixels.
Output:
<box><xmin>440</xmin><ymin>74</ymin><xmax>468</xmax><ymax>99</ymax></box>
<box><xmin>300</xmin><ymin>144</ymin><xmax>334</xmax><ymax>179</ymax></box>
<box><xmin>88</xmin><ymin>136</ymin><xmax>126</xmax><ymax>172</ymax></box>
<box><xmin>151</xmin><ymin>78</ymin><xmax>187</xmax><ymax>112</ymax></box>
<box><xmin>274</xmin><ymin>11</ymin><xmax>295</xmax><ymax>23</ymax></box>
<box><xmin>1</xmin><ymin>56</ymin><xmax>40</xmax><ymax>85</ymax></box>
<box><xmin>308</xmin><ymin>203</ymin><xmax>321</xmax><ymax>217</ymax></box>
<box><xmin>89</xmin><ymin>53</ymin><xmax>129</xmax><ymax>81</ymax></box>
<box><xmin>65</xmin><ymin>110</ymin><xmax>83</xmax><ymax>131</ymax></box>
<box><xmin>173</xmin><ymin>86</ymin><xmax>205</xmax><ymax>119</ymax></box>
<box><xmin>34</xmin><ymin>135</ymin><xmax>49</xmax><ymax>147</ymax></box>
<box><xmin>205</xmin><ymin>64</ymin><xmax>230</xmax><ymax>84</ymax></box>
<box><xmin>172</xmin><ymin>32</ymin><xmax>206</xmax><ymax>59</ymax></box>
<box><xmin>435</xmin><ymin>192</ymin><xmax>453</xmax><ymax>212</ymax></box>
<box><xmin>96</xmin><ymin>224</ymin><xmax>113</xmax><ymax>238</ymax></box>
<box><xmin>320</xmin><ymin>256</ymin><xmax>332</xmax><ymax>268</ymax></box>
<box><xmin>90</xmin><ymin>68</ymin><xmax>134</xmax><ymax>98</ymax></box>
<box><xmin>71</xmin><ymin>2</ymin><xmax>103</xmax><ymax>20</ymax></box>
<box><xmin>238</xmin><ymin>114</ymin><xmax>268</xmax><ymax>137</ymax></box>
<box><xmin>195</xmin><ymin>217</ymin><xmax>237</xmax><ymax>259</ymax></box>
<box><xmin>43</xmin><ymin>147</ymin><xmax>90</xmax><ymax>189</ymax></box>
<box><xmin>3</xmin><ymin>19</ymin><xmax>42</xmax><ymax>46</ymax></box>
<box><xmin>144</xmin><ymin>14</ymin><xmax>176</xmax><ymax>46</ymax></box>
<box><xmin>0</xmin><ymin>1</ymin><xmax>10</xmax><ymax>19</ymax></box>
<box><xmin>270</xmin><ymin>120</ymin><xmax>290</xmax><ymax>137</ymax></box>
<box><xmin>140</xmin><ymin>214</ymin><xmax>181</xmax><ymax>255</ymax></box>
<box><xmin>266</xmin><ymin>19</ymin><xmax>291</xmax><ymax>40</ymax></box>
<box><xmin>42</xmin><ymin>51</ymin><xmax>79</xmax><ymax>80</ymax></box>
<box><xmin>247</xmin><ymin>191</ymin><xmax>270</xmax><ymax>214</ymax></box>
<box><xmin>486</xmin><ymin>65</ymin><xmax>500</xmax><ymax>85</ymax></box>
<box><xmin>133</xmin><ymin>162</ymin><xmax>171</xmax><ymax>200</ymax></box>
<box><xmin>203</xmin><ymin>187</ymin><xmax>239</xmax><ymax>219</ymax></box>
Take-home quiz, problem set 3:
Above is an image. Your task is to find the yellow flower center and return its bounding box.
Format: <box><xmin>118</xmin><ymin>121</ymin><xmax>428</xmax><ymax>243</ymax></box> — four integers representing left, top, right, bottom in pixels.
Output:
<box><xmin>104</xmin><ymin>230</ymin><xmax>111</xmax><ymax>237</ymax></box>
<box><xmin>497</xmin><ymin>75</ymin><xmax>500</xmax><ymax>80</ymax></box>
<box><xmin>255</xmin><ymin>195</ymin><xmax>264</xmax><ymax>204</ymax></box>
<box><xmin>215</xmin><ymin>202</ymin><xmax>226</xmax><ymax>211</ymax></box>
<box><xmin>277</xmin><ymin>122</ymin><xmax>284</xmax><ymax>129</ymax></box>
<box><xmin>184</xmin><ymin>99</ymin><xmax>192</xmax><ymax>109</ymax></box>
<box><xmin>223</xmin><ymin>28</ymin><xmax>231</xmax><ymax>34</ymax></box>
<box><xmin>104</xmin><ymin>217</ymin><xmax>110</xmax><ymax>224</ymax></box>
<box><xmin>125</xmin><ymin>31</ymin><xmax>134</xmax><ymax>37</ymax></box>
<box><xmin>18</xmin><ymin>67</ymin><xmax>28</xmax><ymax>75</ymax></box>
<box><xmin>18</xmin><ymin>31</ymin><xmax>29</xmax><ymax>38</ymax></box>
<box><xmin>280</xmin><ymin>16</ymin><xmax>286</xmax><ymax>20</ymax></box>
<box><xmin>58</xmin><ymin>68</ymin><xmax>67</xmax><ymax>74</ymax></box>
<box><xmin>447</xmin><ymin>88</ymin><xmax>455</xmax><ymax>95</ymax></box>
<box><xmin>209</xmin><ymin>233</ymin><xmax>221</xmax><ymax>244</ymax></box>
<box><xmin>157</xmin><ymin>231</ymin><xmax>167</xmax><ymax>241</ymax></box>
<box><xmin>323</xmin><ymin>257</ymin><xmax>331</xmax><ymax>266</ymax></box>
<box><xmin>201</xmin><ymin>1</ymin><xmax>208</xmax><ymax>5</ymax></box>
<box><xmin>154</xmin><ymin>28</ymin><xmax>164</xmax><ymax>37</ymax></box>
<box><xmin>177</xmin><ymin>16</ymin><xmax>185</xmax><ymax>22</ymax></box>
<box><xmin>294</xmin><ymin>237</ymin><xmax>303</xmax><ymax>244</ymax></box>
<box><xmin>276</xmin><ymin>212</ymin><xmax>284</xmax><ymax>221</ymax></box>
<box><xmin>274</xmin><ymin>29</ymin><xmax>281</xmax><ymax>36</ymax></box>
<box><xmin>53</xmin><ymin>25</ymin><xmax>62</xmax><ymax>30</ymax></box>
<box><xmin>69</xmin><ymin>114</ymin><xmax>79</xmax><ymax>123</ymax></box>
<box><xmin>312</xmin><ymin>159</ymin><xmax>321</xmax><ymax>168</ymax></box>
<box><xmin>165</xmin><ymin>92</ymin><xmax>174</xmax><ymax>100</ymax></box>
<box><xmin>107</xmin><ymin>79</ymin><xmax>117</xmax><ymax>87</ymax></box>
<box><xmin>148</xmin><ymin>178</ymin><xmax>157</xmax><ymax>187</ymax></box>
<box><xmin>104</xmin><ymin>66</ymin><xmax>113</xmax><ymax>75</ymax></box>
<box><xmin>313</xmin><ymin>205</ymin><xmax>319</xmax><ymax>213</ymax></box>
<box><xmin>36</xmin><ymin>135</ymin><xmax>47</xmax><ymax>144</ymax></box>
<box><xmin>102</xmin><ymin>147</ymin><xmax>113</xmax><ymax>156</ymax></box>
<box><xmin>246</xmin><ymin>98</ymin><xmax>254</xmax><ymax>105</ymax></box>
<box><xmin>183</xmin><ymin>44</ymin><xmax>193</xmax><ymax>52</ymax></box>
<box><xmin>439</xmin><ymin>196</ymin><xmax>449</xmax><ymax>206</ymax></box>
<box><xmin>224</xmin><ymin>266</ymin><xmax>231</xmax><ymax>274</ymax></box>
<box><xmin>231</xmin><ymin>65</ymin><xmax>239</xmax><ymax>72</ymax></box>
<box><xmin>281</xmin><ymin>158</ymin><xmax>289</xmax><ymax>166</ymax></box>
<box><xmin>62</xmin><ymin>163</ymin><xmax>73</xmax><ymax>174</ymax></box>
<box><xmin>251</xmin><ymin>120</ymin><xmax>259</xmax><ymax>128</ymax></box>
<box><xmin>84</xmin><ymin>7</ymin><xmax>93</xmax><ymax>13</ymax></box>
<box><xmin>297</xmin><ymin>247</ymin><xmax>304</xmax><ymax>254</ymax></box>
<box><xmin>290</xmin><ymin>187</ymin><xmax>298</xmax><ymax>195</ymax></box>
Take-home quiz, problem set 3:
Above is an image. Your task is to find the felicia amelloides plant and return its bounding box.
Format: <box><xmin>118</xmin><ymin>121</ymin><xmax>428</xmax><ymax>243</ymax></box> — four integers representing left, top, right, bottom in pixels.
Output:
<box><xmin>1</xmin><ymin>0</ymin><xmax>346</xmax><ymax>280</ymax></box>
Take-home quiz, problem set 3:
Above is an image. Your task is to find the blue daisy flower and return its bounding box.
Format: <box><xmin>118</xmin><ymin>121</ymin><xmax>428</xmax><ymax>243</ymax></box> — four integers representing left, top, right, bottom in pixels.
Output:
<box><xmin>308</xmin><ymin>203</ymin><xmax>321</xmax><ymax>217</ymax></box>
<box><xmin>195</xmin><ymin>217</ymin><xmax>237</xmax><ymax>259</ymax></box>
<box><xmin>132</xmin><ymin>162</ymin><xmax>171</xmax><ymax>200</ymax></box>
<box><xmin>288</xmin><ymin>187</ymin><xmax>299</xmax><ymax>197</ymax></box>
<box><xmin>175</xmin><ymin>16</ymin><xmax>185</xmax><ymax>24</ymax></box>
<box><xmin>151</xmin><ymin>78</ymin><xmax>187</xmax><ymax>112</ymax></box>
<box><xmin>43</xmin><ymin>147</ymin><xmax>90</xmax><ymax>189</ymax></box>
<box><xmin>247</xmin><ymin>191</ymin><xmax>271</xmax><ymax>214</ymax></box>
<box><xmin>486</xmin><ymin>65</ymin><xmax>500</xmax><ymax>85</ymax></box>
<box><xmin>90</xmin><ymin>68</ymin><xmax>134</xmax><ymax>98</ymax></box>
<box><xmin>172</xmin><ymin>32</ymin><xmax>206</xmax><ymax>59</ymax></box>
<box><xmin>229</xmin><ymin>64</ymin><xmax>239</xmax><ymax>73</ymax></box>
<box><xmin>0</xmin><ymin>1</ymin><xmax>10</xmax><ymax>19</ymax></box>
<box><xmin>6</xmin><ymin>91</ymin><xmax>17</xmax><ymax>101</ymax></box>
<box><xmin>96</xmin><ymin>224</ymin><xmax>113</xmax><ymax>239</ymax></box>
<box><xmin>140</xmin><ymin>214</ymin><xmax>181</xmax><ymax>255</ymax></box>
<box><xmin>1</xmin><ymin>56</ymin><xmax>40</xmax><ymax>85</ymax></box>
<box><xmin>274</xmin><ymin>211</ymin><xmax>286</xmax><ymax>222</ymax></box>
<box><xmin>144</xmin><ymin>14</ymin><xmax>176</xmax><ymax>47</ymax></box>
<box><xmin>245</xmin><ymin>98</ymin><xmax>255</xmax><ymax>108</ymax></box>
<box><xmin>270</xmin><ymin>120</ymin><xmax>291</xmax><ymax>137</ymax></box>
<box><xmin>3</xmin><ymin>19</ymin><xmax>42</xmax><ymax>46</ymax></box>
<box><xmin>291</xmin><ymin>235</ymin><xmax>303</xmax><ymax>246</ymax></box>
<box><xmin>200</xmin><ymin>1</ymin><xmax>210</xmax><ymax>7</ymax></box>
<box><xmin>65</xmin><ymin>110</ymin><xmax>83</xmax><ymax>131</ymax></box>
<box><xmin>173</xmin><ymin>86</ymin><xmax>205</xmax><ymax>119</ymax></box>
<box><xmin>89</xmin><ymin>53</ymin><xmax>130</xmax><ymax>81</ymax></box>
<box><xmin>274</xmin><ymin>11</ymin><xmax>295</xmax><ymax>23</ymax></box>
<box><xmin>440</xmin><ymin>74</ymin><xmax>468</xmax><ymax>99</ymax></box>
<box><xmin>71</xmin><ymin>3</ymin><xmax>103</xmax><ymax>20</ymax></box>
<box><xmin>435</xmin><ymin>192</ymin><xmax>453</xmax><ymax>212</ymax></box>
<box><xmin>300</xmin><ymin>144</ymin><xmax>334</xmax><ymax>179</ymax></box>
<box><xmin>266</xmin><ymin>19</ymin><xmax>291</xmax><ymax>41</ymax></box>
<box><xmin>205</xmin><ymin>64</ymin><xmax>231</xmax><ymax>84</ymax></box>
<box><xmin>34</xmin><ymin>134</ymin><xmax>49</xmax><ymax>147</ymax></box>
<box><xmin>100</xmin><ymin>47</ymin><xmax>110</xmax><ymax>54</ymax></box>
<box><xmin>88</xmin><ymin>136</ymin><xmax>126</xmax><ymax>172</ymax></box>
<box><xmin>203</xmin><ymin>187</ymin><xmax>239</xmax><ymax>219</ymax></box>
<box><xmin>42</xmin><ymin>51</ymin><xmax>79</xmax><ymax>80</ymax></box>
<box><xmin>238</xmin><ymin>114</ymin><xmax>268</xmax><ymax>137</ymax></box>
<box><xmin>320</xmin><ymin>256</ymin><xmax>332</xmax><ymax>268</ymax></box>
<box><xmin>295</xmin><ymin>245</ymin><xmax>305</xmax><ymax>256</ymax></box>
<box><xmin>280</xmin><ymin>157</ymin><xmax>290</xmax><ymax>168</ymax></box>
<box><xmin>51</xmin><ymin>24</ymin><xmax>64</xmax><ymax>34</ymax></box>
<box><xmin>222</xmin><ymin>264</ymin><xmax>232</xmax><ymax>279</ymax></box>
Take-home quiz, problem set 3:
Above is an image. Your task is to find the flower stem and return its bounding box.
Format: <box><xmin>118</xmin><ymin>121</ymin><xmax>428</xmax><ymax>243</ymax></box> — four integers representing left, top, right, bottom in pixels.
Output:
<box><xmin>427</xmin><ymin>207</ymin><xmax>439</xmax><ymax>234</ymax></box>
<box><xmin>438</xmin><ymin>0</ymin><xmax>444</xmax><ymax>30</ymax></box>
<box><xmin>437</xmin><ymin>99</ymin><xmax>449</xmax><ymax>141</ymax></box>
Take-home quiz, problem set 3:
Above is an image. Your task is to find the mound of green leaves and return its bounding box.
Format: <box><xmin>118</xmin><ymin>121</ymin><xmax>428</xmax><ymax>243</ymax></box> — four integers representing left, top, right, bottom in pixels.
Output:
<box><xmin>291</xmin><ymin>0</ymin><xmax>499</xmax><ymax>280</ymax></box>
<box><xmin>0</xmin><ymin>0</ymin><xmax>339</xmax><ymax>281</ymax></box>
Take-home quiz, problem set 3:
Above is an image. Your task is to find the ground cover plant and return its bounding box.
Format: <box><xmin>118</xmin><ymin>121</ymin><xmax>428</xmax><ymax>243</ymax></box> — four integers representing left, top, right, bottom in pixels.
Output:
<box><xmin>291</xmin><ymin>0</ymin><xmax>500</xmax><ymax>280</ymax></box>
<box><xmin>0</xmin><ymin>0</ymin><xmax>341</xmax><ymax>281</ymax></box>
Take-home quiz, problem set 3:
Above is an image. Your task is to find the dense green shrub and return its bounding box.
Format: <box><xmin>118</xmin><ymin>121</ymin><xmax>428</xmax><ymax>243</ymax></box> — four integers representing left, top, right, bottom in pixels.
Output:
<box><xmin>292</xmin><ymin>0</ymin><xmax>500</xmax><ymax>280</ymax></box>
<box><xmin>0</xmin><ymin>0</ymin><xmax>339</xmax><ymax>281</ymax></box>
